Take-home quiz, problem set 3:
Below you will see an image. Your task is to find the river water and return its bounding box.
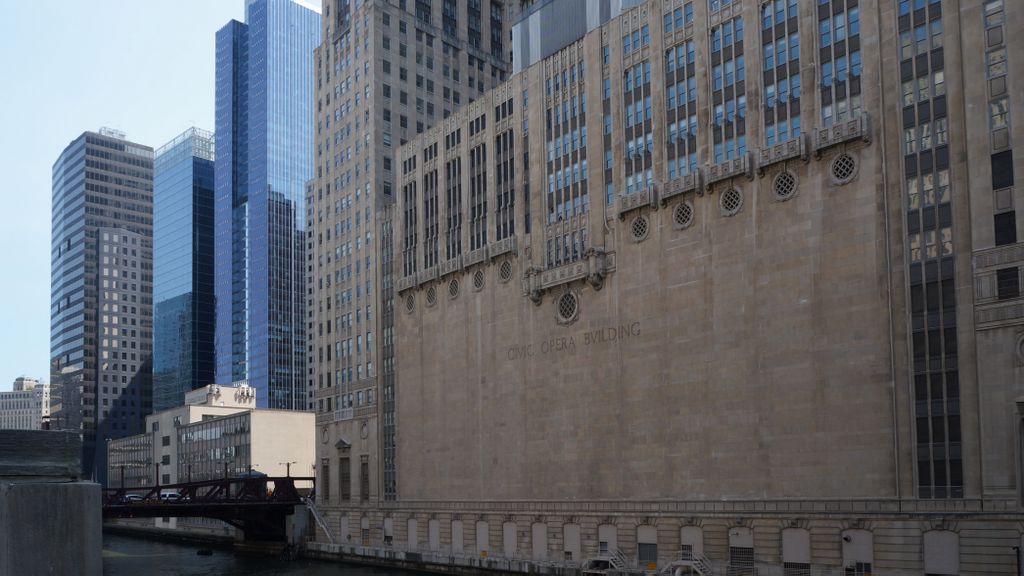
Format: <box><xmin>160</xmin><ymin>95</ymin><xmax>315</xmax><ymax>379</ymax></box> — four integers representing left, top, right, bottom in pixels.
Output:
<box><xmin>103</xmin><ymin>534</ymin><xmax>419</xmax><ymax>576</ymax></box>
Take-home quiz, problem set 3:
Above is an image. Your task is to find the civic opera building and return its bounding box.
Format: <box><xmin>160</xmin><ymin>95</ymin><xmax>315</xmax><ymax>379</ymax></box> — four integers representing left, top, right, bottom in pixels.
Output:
<box><xmin>307</xmin><ymin>0</ymin><xmax>1024</xmax><ymax>574</ymax></box>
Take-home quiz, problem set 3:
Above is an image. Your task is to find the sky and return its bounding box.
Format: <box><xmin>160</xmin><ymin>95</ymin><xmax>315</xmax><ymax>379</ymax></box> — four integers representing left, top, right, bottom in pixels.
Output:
<box><xmin>0</xmin><ymin>0</ymin><xmax>255</xmax><ymax>391</ymax></box>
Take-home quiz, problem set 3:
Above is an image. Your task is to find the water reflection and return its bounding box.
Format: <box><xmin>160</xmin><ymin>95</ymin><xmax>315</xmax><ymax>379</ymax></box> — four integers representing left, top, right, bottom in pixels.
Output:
<box><xmin>103</xmin><ymin>534</ymin><xmax>418</xmax><ymax>576</ymax></box>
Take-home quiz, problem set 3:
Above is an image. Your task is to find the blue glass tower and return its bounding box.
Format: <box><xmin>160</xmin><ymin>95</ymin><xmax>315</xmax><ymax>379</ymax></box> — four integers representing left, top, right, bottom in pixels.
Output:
<box><xmin>153</xmin><ymin>128</ymin><xmax>216</xmax><ymax>411</ymax></box>
<box><xmin>215</xmin><ymin>0</ymin><xmax>319</xmax><ymax>409</ymax></box>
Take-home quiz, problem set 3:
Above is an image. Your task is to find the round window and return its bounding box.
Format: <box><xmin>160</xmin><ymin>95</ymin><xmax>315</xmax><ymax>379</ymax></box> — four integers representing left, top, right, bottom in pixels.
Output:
<box><xmin>720</xmin><ymin>188</ymin><xmax>743</xmax><ymax>216</ymax></box>
<box><xmin>673</xmin><ymin>201</ymin><xmax>694</xmax><ymax>229</ymax></box>
<box><xmin>773</xmin><ymin>171</ymin><xmax>797</xmax><ymax>201</ymax></box>
<box><xmin>404</xmin><ymin>294</ymin><xmax>415</xmax><ymax>313</ymax></box>
<box><xmin>499</xmin><ymin>260</ymin><xmax>513</xmax><ymax>283</ymax></box>
<box><xmin>425</xmin><ymin>285</ymin><xmax>437</xmax><ymax>306</ymax></box>
<box><xmin>473</xmin><ymin>269</ymin><xmax>485</xmax><ymax>291</ymax></box>
<box><xmin>556</xmin><ymin>292</ymin><xmax>579</xmax><ymax>324</ymax></box>
<box><xmin>631</xmin><ymin>215</ymin><xmax>650</xmax><ymax>241</ymax></box>
<box><xmin>448</xmin><ymin>277</ymin><xmax>460</xmax><ymax>299</ymax></box>
<box><xmin>831</xmin><ymin>152</ymin><xmax>857</xmax><ymax>184</ymax></box>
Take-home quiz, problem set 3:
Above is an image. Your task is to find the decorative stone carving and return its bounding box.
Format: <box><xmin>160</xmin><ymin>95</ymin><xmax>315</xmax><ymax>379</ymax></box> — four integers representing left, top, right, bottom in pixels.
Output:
<box><xmin>815</xmin><ymin>113</ymin><xmax>872</xmax><ymax>155</ymax></box>
<box><xmin>439</xmin><ymin>255</ymin><xmax>463</xmax><ymax>278</ymax></box>
<box><xmin>618</xmin><ymin>186</ymin><xmax>658</xmax><ymax>219</ymax></box>
<box><xmin>465</xmin><ymin>246</ymin><xmax>488</xmax><ymax>267</ymax></box>
<box><xmin>489</xmin><ymin>235</ymin><xmax>517</xmax><ymax>259</ymax></box>
<box><xmin>704</xmin><ymin>152</ymin><xmax>754</xmax><ymax>191</ymax></box>
<box><xmin>757</xmin><ymin>134</ymin><xmax>809</xmax><ymax>174</ymax></box>
<box><xmin>397</xmin><ymin>275</ymin><xmax>416</xmax><ymax>293</ymax></box>
<box><xmin>660</xmin><ymin>171</ymin><xmax>700</xmax><ymax>205</ymax></box>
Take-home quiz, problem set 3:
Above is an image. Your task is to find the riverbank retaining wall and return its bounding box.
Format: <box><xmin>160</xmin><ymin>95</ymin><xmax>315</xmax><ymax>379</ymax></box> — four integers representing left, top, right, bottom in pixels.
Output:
<box><xmin>0</xmin><ymin>430</ymin><xmax>101</xmax><ymax>576</ymax></box>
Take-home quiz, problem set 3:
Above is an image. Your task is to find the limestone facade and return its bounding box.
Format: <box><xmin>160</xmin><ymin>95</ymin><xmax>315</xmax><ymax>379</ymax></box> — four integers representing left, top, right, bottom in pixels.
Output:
<box><xmin>311</xmin><ymin>0</ymin><xmax>1024</xmax><ymax>574</ymax></box>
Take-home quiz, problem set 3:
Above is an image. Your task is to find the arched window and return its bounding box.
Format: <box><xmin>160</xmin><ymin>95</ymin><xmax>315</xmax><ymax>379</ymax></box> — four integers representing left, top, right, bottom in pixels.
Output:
<box><xmin>476</xmin><ymin>520</ymin><xmax>490</xmax><ymax>555</ymax></box>
<box><xmin>841</xmin><ymin>529</ymin><xmax>873</xmax><ymax>575</ymax></box>
<box><xmin>782</xmin><ymin>528</ymin><xmax>810</xmax><ymax>575</ymax></box>
<box><xmin>407</xmin><ymin>517</ymin><xmax>418</xmax><ymax>550</ymax></box>
<box><xmin>428</xmin><ymin>519</ymin><xmax>440</xmax><ymax>551</ymax></box>
<box><xmin>637</xmin><ymin>525</ymin><xmax>659</xmax><ymax>568</ymax></box>
<box><xmin>532</xmin><ymin>522</ymin><xmax>548</xmax><ymax>561</ymax></box>
<box><xmin>383</xmin><ymin>516</ymin><xmax>394</xmax><ymax>546</ymax></box>
<box><xmin>339</xmin><ymin>513</ymin><xmax>350</xmax><ymax>544</ymax></box>
<box><xmin>728</xmin><ymin>526</ymin><xmax>754</xmax><ymax>570</ymax></box>
<box><xmin>598</xmin><ymin>524</ymin><xmax>618</xmax><ymax>555</ymax></box>
<box><xmin>680</xmin><ymin>526</ymin><xmax>704</xmax><ymax>560</ymax></box>
<box><xmin>503</xmin><ymin>521</ymin><xmax>517</xmax><ymax>558</ymax></box>
<box><xmin>451</xmin><ymin>519</ymin><xmax>464</xmax><ymax>553</ymax></box>
<box><xmin>563</xmin><ymin>523</ymin><xmax>581</xmax><ymax>562</ymax></box>
<box><xmin>923</xmin><ymin>530</ymin><xmax>959</xmax><ymax>576</ymax></box>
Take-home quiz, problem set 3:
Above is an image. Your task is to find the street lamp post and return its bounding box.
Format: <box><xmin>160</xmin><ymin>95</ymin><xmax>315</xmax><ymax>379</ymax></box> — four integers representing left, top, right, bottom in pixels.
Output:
<box><xmin>279</xmin><ymin>461</ymin><xmax>297</xmax><ymax>477</ymax></box>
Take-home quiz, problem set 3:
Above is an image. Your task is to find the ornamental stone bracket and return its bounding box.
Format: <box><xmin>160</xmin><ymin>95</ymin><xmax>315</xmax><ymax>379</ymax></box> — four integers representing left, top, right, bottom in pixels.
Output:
<box><xmin>618</xmin><ymin>187</ymin><xmax>658</xmax><ymax>220</ymax></box>
<box><xmin>396</xmin><ymin>275</ymin><xmax>416</xmax><ymax>293</ymax></box>
<box><xmin>464</xmin><ymin>245</ymin><xmax>489</xmax><ymax>268</ymax></box>
<box><xmin>703</xmin><ymin>152</ymin><xmax>754</xmax><ymax>193</ymax></box>
<box><xmin>814</xmin><ymin>113</ymin><xmax>872</xmax><ymax>157</ymax></box>
<box><xmin>757</xmin><ymin>133</ymin><xmax>810</xmax><ymax>175</ymax></box>
<box><xmin>489</xmin><ymin>235</ymin><xmax>517</xmax><ymax>260</ymax></box>
<box><xmin>523</xmin><ymin>248</ymin><xmax>615</xmax><ymax>303</ymax></box>
<box><xmin>417</xmin><ymin>265</ymin><xmax>439</xmax><ymax>286</ymax></box>
<box><xmin>439</xmin><ymin>255</ymin><xmax>463</xmax><ymax>278</ymax></box>
<box><xmin>660</xmin><ymin>171</ymin><xmax>701</xmax><ymax>206</ymax></box>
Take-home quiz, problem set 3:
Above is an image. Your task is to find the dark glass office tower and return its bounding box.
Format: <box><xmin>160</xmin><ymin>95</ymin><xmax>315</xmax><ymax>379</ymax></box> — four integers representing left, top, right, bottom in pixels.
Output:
<box><xmin>214</xmin><ymin>0</ymin><xmax>320</xmax><ymax>409</ymax></box>
<box><xmin>50</xmin><ymin>128</ymin><xmax>154</xmax><ymax>484</ymax></box>
<box><xmin>153</xmin><ymin>128</ymin><xmax>216</xmax><ymax>411</ymax></box>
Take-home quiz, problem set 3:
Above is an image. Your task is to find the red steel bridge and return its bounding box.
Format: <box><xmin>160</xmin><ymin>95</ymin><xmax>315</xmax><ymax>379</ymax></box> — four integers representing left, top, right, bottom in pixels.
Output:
<box><xmin>102</xmin><ymin>476</ymin><xmax>315</xmax><ymax>541</ymax></box>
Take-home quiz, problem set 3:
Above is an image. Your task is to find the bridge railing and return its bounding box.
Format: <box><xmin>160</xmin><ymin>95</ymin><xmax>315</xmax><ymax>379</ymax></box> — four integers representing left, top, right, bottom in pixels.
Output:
<box><xmin>102</xmin><ymin>476</ymin><xmax>315</xmax><ymax>507</ymax></box>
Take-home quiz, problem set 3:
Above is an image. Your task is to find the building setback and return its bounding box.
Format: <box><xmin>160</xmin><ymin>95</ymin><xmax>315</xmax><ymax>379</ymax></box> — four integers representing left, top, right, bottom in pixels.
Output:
<box><xmin>304</xmin><ymin>0</ymin><xmax>1024</xmax><ymax>574</ymax></box>
<box><xmin>0</xmin><ymin>377</ymin><xmax>50</xmax><ymax>430</ymax></box>
<box><xmin>152</xmin><ymin>127</ymin><xmax>216</xmax><ymax>412</ymax></box>
<box><xmin>306</xmin><ymin>0</ymin><xmax>521</xmax><ymax>506</ymax></box>
<box><xmin>50</xmin><ymin>128</ymin><xmax>154</xmax><ymax>484</ymax></box>
<box><xmin>214</xmin><ymin>0</ymin><xmax>320</xmax><ymax>410</ymax></box>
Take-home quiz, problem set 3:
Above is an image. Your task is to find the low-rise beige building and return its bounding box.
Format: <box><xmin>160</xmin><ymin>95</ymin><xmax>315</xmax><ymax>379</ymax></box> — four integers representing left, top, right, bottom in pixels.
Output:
<box><xmin>107</xmin><ymin>382</ymin><xmax>314</xmax><ymax>533</ymax></box>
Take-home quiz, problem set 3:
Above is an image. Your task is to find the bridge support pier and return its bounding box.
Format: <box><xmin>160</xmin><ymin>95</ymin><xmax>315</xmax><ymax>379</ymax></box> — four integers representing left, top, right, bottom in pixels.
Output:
<box><xmin>0</xmin><ymin>431</ymin><xmax>101</xmax><ymax>576</ymax></box>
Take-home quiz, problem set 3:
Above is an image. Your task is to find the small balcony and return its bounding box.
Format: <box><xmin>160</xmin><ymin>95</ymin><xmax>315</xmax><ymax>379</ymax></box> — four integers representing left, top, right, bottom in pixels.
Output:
<box><xmin>464</xmin><ymin>245</ymin><xmax>488</xmax><ymax>267</ymax></box>
<box><xmin>439</xmin><ymin>255</ymin><xmax>462</xmax><ymax>278</ymax></box>
<box><xmin>489</xmin><ymin>235</ymin><xmax>517</xmax><ymax>259</ymax></box>
<box><xmin>757</xmin><ymin>134</ymin><xmax>809</xmax><ymax>173</ymax></box>
<box><xmin>660</xmin><ymin>171</ymin><xmax>701</xmax><ymax>205</ymax></box>
<box><xmin>705</xmin><ymin>153</ymin><xmax>753</xmax><ymax>189</ymax></box>
<box><xmin>814</xmin><ymin>113</ymin><xmax>871</xmax><ymax>154</ymax></box>
<box><xmin>396</xmin><ymin>275</ymin><xmax>416</xmax><ymax>292</ymax></box>
<box><xmin>618</xmin><ymin>187</ymin><xmax>656</xmax><ymax>219</ymax></box>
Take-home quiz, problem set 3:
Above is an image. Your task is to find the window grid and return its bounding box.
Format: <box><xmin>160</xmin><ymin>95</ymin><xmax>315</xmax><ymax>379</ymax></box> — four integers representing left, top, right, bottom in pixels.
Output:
<box><xmin>665</xmin><ymin>40</ymin><xmax>698</xmax><ymax>180</ymax></box>
<box><xmin>710</xmin><ymin>16</ymin><xmax>746</xmax><ymax>164</ymax></box>
<box><xmin>422</xmin><ymin>169</ymin><xmax>439</xmax><ymax>268</ymax></box>
<box><xmin>469</xmin><ymin>143</ymin><xmax>488</xmax><ymax>251</ymax></box>
<box><xmin>545</xmin><ymin>55</ymin><xmax>589</xmax><ymax>268</ymax></box>
<box><xmin>818</xmin><ymin>0</ymin><xmax>862</xmax><ymax>126</ymax></box>
<box><xmin>897</xmin><ymin>0</ymin><xmax>962</xmax><ymax>500</ymax></box>
<box><xmin>762</xmin><ymin>0</ymin><xmax>801</xmax><ymax>146</ymax></box>
<box><xmin>495</xmin><ymin>129</ymin><xmax>516</xmax><ymax>241</ymax></box>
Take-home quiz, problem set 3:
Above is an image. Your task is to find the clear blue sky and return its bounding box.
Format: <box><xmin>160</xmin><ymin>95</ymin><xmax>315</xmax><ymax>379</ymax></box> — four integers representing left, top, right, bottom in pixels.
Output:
<box><xmin>0</xmin><ymin>0</ymin><xmax>251</xmax><ymax>391</ymax></box>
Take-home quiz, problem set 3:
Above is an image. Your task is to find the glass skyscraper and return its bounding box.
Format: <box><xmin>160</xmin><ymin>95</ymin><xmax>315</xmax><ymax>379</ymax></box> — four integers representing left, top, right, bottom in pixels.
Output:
<box><xmin>153</xmin><ymin>128</ymin><xmax>216</xmax><ymax>412</ymax></box>
<box><xmin>50</xmin><ymin>128</ymin><xmax>154</xmax><ymax>484</ymax></box>
<box><xmin>214</xmin><ymin>0</ymin><xmax>320</xmax><ymax>409</ymax></box>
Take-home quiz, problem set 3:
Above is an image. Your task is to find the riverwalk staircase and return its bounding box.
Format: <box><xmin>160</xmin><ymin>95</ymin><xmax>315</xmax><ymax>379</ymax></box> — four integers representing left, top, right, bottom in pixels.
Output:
<box><xmin>302</xmin><ymin>496</ymin><xmax>334</xmax><ymax>545</ymax></box>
